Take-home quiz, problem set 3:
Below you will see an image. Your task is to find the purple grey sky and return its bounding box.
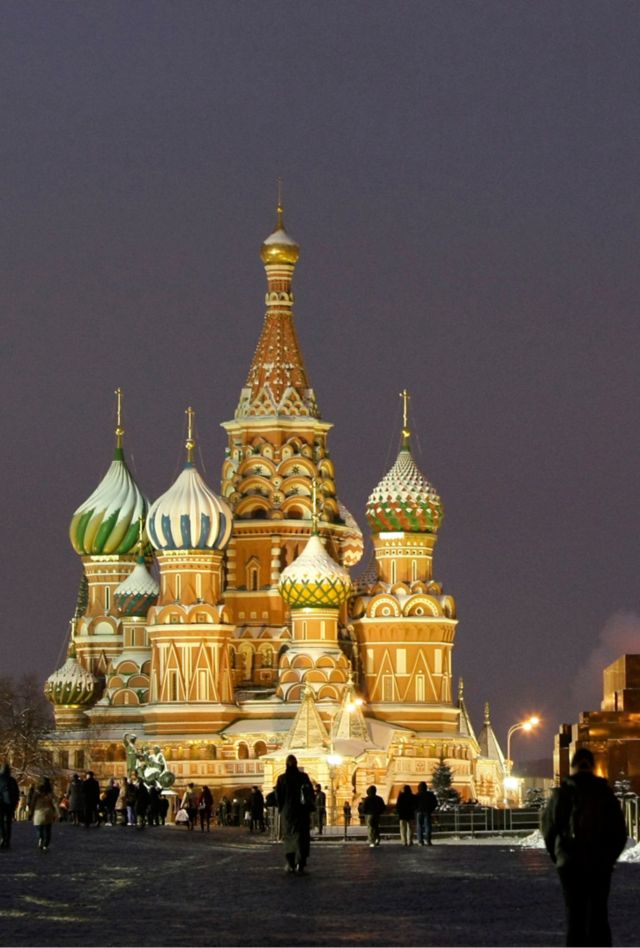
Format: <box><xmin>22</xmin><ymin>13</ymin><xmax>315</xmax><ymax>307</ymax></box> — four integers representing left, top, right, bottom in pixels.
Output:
<box><xmin>3</xmin><ymin>1</ymin><xmax>640</xmax><ymax>761</ymax></box>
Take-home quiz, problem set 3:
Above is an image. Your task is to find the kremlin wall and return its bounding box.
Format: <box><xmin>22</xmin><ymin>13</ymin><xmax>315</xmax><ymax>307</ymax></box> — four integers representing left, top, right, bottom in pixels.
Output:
<box><xmin>44</xmin><ymin>207</ymin><xmax>508</xmax><ymax>812</ymax></box>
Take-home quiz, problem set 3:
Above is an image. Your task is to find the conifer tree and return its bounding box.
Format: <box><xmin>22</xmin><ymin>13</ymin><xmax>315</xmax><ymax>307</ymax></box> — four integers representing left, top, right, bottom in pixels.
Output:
<box><xmin>431</xmin><ymin>755</ymin><xmax>461</xmax><ymax>808</ymax></box>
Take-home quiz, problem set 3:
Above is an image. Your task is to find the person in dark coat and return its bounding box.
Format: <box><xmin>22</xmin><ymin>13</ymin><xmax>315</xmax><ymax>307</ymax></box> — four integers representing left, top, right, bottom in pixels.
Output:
<box><xmin>314</xmin><ymin>784</ymin><xmax>327</xmax><ymax>835</ymax></box>
<box><xmin>0</xmin><ymin>763</ymin><xmax>20</xmax><ymax>849</ymax></box>
<box><xmin>396</xmin><ymin>785</ymin><xmax>416</xmax><ymax>846</ymax></box>
<box><xmin>362</xmin><ymin>785</ymin><xmax>386</xmax><ymax>847</ymax></box>
<box><xmin>542</xmin><ymin>747</ymin><xmax>627</xmax><ymax>947</ymax></box>
<box><xmin>67</xmin><ymin>774</ymin><xmax>83</xmax><ymax>825</ymax></box>
<box><xmin>415</xmin><ymin>781</ymin><xmax>438</xmax><ymax>846</ymax></box>
<box><xmin>198</xmin><ymin>785</ymin><xmax>214</xmax><ymax>832</ymax></box>
<box><xmin>134</xmin><ymin>778</ymin><xmax>150</xmax><ymax>828</ymax></box>
<box><xmin>249</xmin><ymin>786</ymin><xmax>264</xmax><ymax>833</ymax></box>
<box><xmin>82</xmin><ymin>771</ymin><xmax>100</xmax><ymax>827</ymax></box>
<box><xmin>275</xmin><ymin>754</ymin><xmax>315</xmax><ymax>874</ymax></box>
<box><xmin>103</xmin><ymin>779</ymin><xmax>120</xmax><ymax>826</ymax></box>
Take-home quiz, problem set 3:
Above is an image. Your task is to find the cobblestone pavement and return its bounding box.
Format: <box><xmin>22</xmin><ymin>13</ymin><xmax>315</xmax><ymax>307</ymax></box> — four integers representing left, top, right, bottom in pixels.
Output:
<box><xmin>0</xmin><ymin>822</ymin><xmax>637</xmax><ymax>946</ymax></box>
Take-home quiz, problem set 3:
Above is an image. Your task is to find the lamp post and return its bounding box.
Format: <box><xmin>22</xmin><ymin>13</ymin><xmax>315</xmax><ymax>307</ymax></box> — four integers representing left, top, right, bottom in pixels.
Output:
<box><xmin>326</xmin><ymin>752</ymin><xmax>343</xmax><ymax>826</ymax></box>
<box><xmin>504</xmin><ymin>716</ymin><xmax>540</xmax><ymax>808</ymax></box>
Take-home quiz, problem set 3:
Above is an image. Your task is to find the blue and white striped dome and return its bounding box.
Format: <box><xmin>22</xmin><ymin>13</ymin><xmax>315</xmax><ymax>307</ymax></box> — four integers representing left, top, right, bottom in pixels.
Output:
<box><xmin>147</xmin><ymin>462</ymin><xmax>233</xmax><ymax>552</ymax></box>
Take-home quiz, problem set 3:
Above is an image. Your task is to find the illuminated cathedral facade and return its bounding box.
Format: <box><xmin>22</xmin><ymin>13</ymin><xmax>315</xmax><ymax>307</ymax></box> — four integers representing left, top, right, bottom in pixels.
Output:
<box><xmin>45</xmin><ymin>206</ymin><xmax>507</xmax><ymax>812</ymax></box>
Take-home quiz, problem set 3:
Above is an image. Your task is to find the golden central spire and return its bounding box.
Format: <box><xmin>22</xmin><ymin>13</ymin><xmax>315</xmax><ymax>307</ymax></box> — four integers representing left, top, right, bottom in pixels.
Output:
<box><xmin>311</xmin><ymin>477</ymin><xmax>320</xmax><ymax>535</ymax></box>
<box><xmin>399</xmin><ymin>388</ymin><xmax>411</xmax><ymax>448</ymax></box>
<box><xmin>115</xmin><ymin>387</ymin><xmax>125</xmax><ymax>450</ymax></box>
<box><xmin>185</xmin><ymin>406</ymin><xmax>195</xmax><ymax>464</ymax></box>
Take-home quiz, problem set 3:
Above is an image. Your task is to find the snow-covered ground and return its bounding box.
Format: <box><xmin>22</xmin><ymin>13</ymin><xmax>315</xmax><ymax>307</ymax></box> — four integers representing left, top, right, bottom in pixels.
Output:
<box><xmin>518</xmin><ymin>827</ymin><xmax>640</xmax><ymax>862</ymax></box>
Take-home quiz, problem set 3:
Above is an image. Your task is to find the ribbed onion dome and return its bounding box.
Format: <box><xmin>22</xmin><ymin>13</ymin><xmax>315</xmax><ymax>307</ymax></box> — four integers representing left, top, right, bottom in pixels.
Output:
<box><xmin>260</xmin><ymin>204</ymin><xmax>300</xmax><ymax>266</ymax></box>
<box><xmin>114</xmin><ymin>555</ymin><xmax>159</xmax><ymax>617</ymax></box>
<box><xmin>337</xmin><ymin>500</ymin><xmax>364</xmax><ymax>567</ymax></box>
<box><xmin>366</xmin><ymin>446</ymin><xmax>443</xmax><ymax>534</ymax></box>
<box><xmin>147</xmin><ymin>462</ymin><xmax>233</xmax><ymax>551</ymax></box>
<box><xmin>279</xmin><ymin>534</ymin><xmax>352</xmax><ymax>608</ymax></box>
<box><xmin>70</xmin><ymin>446</ymin><xmax>148</xmax><ymax>555</ymax></box>
<box><xmin>45</xmin><ymin>646</ymin><xmax>99</xmax><ymax>707</ymax></box>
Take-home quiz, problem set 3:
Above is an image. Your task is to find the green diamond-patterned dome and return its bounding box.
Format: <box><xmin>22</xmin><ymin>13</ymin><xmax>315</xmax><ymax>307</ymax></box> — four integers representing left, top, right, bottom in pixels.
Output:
<box><xmin>366</xmin><ymin>447</ymin><xmax>443</xmax><ymax>534</ymax></box>
<box><xmin>279</xmin><ymin>534</ymin><xmax>352</xmax><ymax>609</ymax></box>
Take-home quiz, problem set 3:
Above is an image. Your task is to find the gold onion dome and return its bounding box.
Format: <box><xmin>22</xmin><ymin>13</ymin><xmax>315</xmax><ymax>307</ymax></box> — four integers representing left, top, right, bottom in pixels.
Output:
<box><xmin>69</xmin><ymin>390</ymin><xmax>148</xmax><ymax>555</ymax></box>
<box><xmin>279</xmin><ymin>534</ymin><xmax>352</xmax><ymax>609</ymax></box>
<box><xmin>114</xmin><ymin>555</ymin><xmax>159</xmax><ymax>617</ymax></box>
<box><xmin>260</xmin><ymin>202</ymin><xmax>300</xmax><ymax>266</ymax></box>
<box><xmin>146</xmin><ymin>408</ymin><xmax>233</xmax><ymax>552</ymax></box>
<box><xmin>45</xmin><ymin>645</ymin><xmax>99</xmax><ymax>707</ymax></box>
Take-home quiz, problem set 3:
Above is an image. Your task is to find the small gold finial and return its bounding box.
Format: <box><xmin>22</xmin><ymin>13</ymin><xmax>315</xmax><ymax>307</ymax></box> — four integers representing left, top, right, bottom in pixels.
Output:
<box><xmin>399</xmin><ymin>388</ymin><xmax>411</xmax><ymax>447</ymax></box>
<box><xmin>115</xmin><ymin>388</ymin><xmax>125</xmax><ymax>449</ymax></box>
<box><xmin>276</xmin><ymin>178</ymin><xmax>284</xmax><ymax>230</ymax></box>
<box><xmin>185</xmin><ymin>406</ymin><xmax>196</xmax><ymax>463</ymax></box>
<box><xmin>484</xmin><ymin>701</ymin><xmax>491</xmax><ymax>724</ymax></box>
<box><xmin>458</xmin><ymin>677</ymin><xmax>464</xmax><ymax>701</ymax></box>
<box><xmin>136</xmin><ymin>515</ymin><xmax>145</xmax><ymax>554</ymax></box>
<box><xmin>311</xmin><ymin>477</ymin><xmax>319</xmax><ymax>535</ymax></box>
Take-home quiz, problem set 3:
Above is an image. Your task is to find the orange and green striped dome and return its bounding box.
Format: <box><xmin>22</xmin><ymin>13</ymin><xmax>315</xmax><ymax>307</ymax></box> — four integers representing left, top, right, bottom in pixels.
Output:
<box><xmin>366</xmin><ymin>446</ymin><xmax>443</xmax><ymax>534</ymax></box>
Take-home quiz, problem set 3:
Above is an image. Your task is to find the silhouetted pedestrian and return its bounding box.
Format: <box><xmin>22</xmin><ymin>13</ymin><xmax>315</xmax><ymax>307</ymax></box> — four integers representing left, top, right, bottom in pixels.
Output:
<box><xmin>31</xmin><ymin>778</ymin><xmax>58</xmax><ymax>852</ymax></box>
<box><xmin>276</xmin><ymin>754</ymin><xmax>315</xmax><ymax>874</ymax></box>
<box><xmin>199</xmin><ymin>786</ymin><xmax>213</xmax><ymax>832</ymax></box>
<box><xmin>362</xmin><ymin>785</ymin><xmax>386</xmax><ymax>847</ymax></box>
<box><xmin>82</xmin><ymin>771</ymin><xmax>100</xmax><ymax>827</ymax></box>
<box><xmin>0</xmin><ymin>763</ymin><xmax>20</xmax><ymax>849</ymax></box>
<box><xmin>542</xmin><ymin>747</ymin><xmax>627</xmax><ymax>947</ymax></box>
<box><xmin>415</xmin><ymin>781</ymin><xmax>438</xmax><ymax>846</ymax></box>
<box><xmin>396</xmin><ymin>785</ymin><xmax>416</xmax><ymax>846</ymax></box>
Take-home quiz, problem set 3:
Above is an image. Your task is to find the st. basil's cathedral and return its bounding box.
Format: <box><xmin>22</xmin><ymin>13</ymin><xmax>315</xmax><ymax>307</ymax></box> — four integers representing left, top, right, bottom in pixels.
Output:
<box><xmin>44</xmin><ymin>205</ymin><xmax>507</xmax><ymax>811</ymax></box>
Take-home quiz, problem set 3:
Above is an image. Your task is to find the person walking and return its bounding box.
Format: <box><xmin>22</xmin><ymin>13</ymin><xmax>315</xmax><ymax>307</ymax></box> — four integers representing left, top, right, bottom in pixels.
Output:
<box><xmin>249</xmin><ymin>786</ymin><xmax>265</xmax><ymax>833</ymax></box>
<box><xmin>181</xmin><ymin>783</ymin><xmax>199</xmax><ymax>830</ymax></box>
<box><xmin>31</xmin><ymin>778</ymin><xmax>58</xmax><ymax>852</ymax></box>
<box><xmin>314</xmin><ymin>785</ymin><xmax>327</xmax><ymax>835</ymax></box>
<box><xmin>275</xmin><ymin>754</ymin><xmax>315</xmax><ymax>874</ymax></box>
<box><xmin>134</xmin><ymin>777</ymin><xmax>150</xmax><ymax>828</ymax></box>
<box><xmin>67</xmin><ymin>774</ymin><xmax>83</xmax><ymax>825</ymax></box>
<box><xmin>103</xmin><ymin>778</ymin><xmax>120</xmax><ymax>826</ymax></box>
<box><xmin>265</xmin><ymin>786</ymin><xmax>279</xmax><ymax>840</ymax></box>
<box><xmin>362</xmin><ymin>785</ymin><xmax>386</xmax><ymax>847</ymax></box>
<box><xmin>396</xmin><ymin>785</ymin><xmax>416</xmax><ymax>846</ymax></box>
<box><xmin>542</xmin><ymin>748</ymin><xmax>627</xmax><ymax>947</ymax></box>
<box><xmin>415</xmin><ymin>781</ymin><xmax>438</xmax><ymax>846</ymax></box>
<box><xmin>198</xmin><ymin>785</ymin><xmax>213</xmax><ymax>832</ymax></box>
<box><xmin>0</xmin><ymin>763</ymin><xmax>20</xmax><ymax>849</ymax></box>
<box><xmin>82</xmin><ymin>771</ymin><xmax>100</xmax><ymax>827</ymax></box>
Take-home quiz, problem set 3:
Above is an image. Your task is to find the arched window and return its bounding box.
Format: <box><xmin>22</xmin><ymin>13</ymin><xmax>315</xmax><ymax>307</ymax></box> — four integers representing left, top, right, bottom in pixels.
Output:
<box><xmin>254</xmin><ymin>741</ymin><xmax>267</xmax><ymax>758</ymax></box>
<box><xmin>237</xmin><ymin>742</ymin><xmax>249</xmax><ymax>760</ymax></box>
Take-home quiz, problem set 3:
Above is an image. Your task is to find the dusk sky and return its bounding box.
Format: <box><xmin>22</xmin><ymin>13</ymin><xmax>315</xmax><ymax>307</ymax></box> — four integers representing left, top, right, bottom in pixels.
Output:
<box><xmin>3</xmin><ymin>1</ymin><xmax>639</xmax><ymax>762</ymax></box>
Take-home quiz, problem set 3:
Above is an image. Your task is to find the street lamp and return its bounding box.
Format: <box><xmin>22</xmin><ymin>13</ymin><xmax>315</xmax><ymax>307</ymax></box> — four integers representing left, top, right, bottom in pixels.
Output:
<box><xmin>504</xmin><ymin>716</ymin><xmax>540</xmax><ymax>807</ymax></box>
<box><xmin>506</xmin><ymin>716</ymin><xmax>540</xmax><ymax>777</ymax></box>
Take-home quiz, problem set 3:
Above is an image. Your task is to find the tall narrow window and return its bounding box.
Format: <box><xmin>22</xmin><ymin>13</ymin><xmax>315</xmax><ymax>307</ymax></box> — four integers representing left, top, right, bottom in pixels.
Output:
<box><xmin>167</xmin><ymin>670</ymin><xmax>178</xmax><ymax>702</ymax></box>
<box><xmin>411</xmin><ymin>560</ymin><xmax>417</xmax><ymax>582</ymax></box>
<box><xmin>391</xmin><ymin>561</ymin><xmax>397</xmax><ymax>583</ymax></box>
<box><xmin>196</xmin><ymin>574</ymin><xmax>202</xmax><ymax>600</ymax></box>
<box><xmin>396</xmin><ymin>649</ymin><xmax>406</xmax><ymax>674</ymax></box>
<box><xmin>198</xmin><ymin>669</ymin><xmax>208</xmax><ymax>700</ymax></box>
<box><xmin>416</xmin><ymin>673</ymin><xmax>425</xmax><ymax>702</ymax></box>
<box><xmin>175</xmin><ymin>574</ymin><xmax>182</xmax><ymax>600</ymax></box>
<box><xmin>434</xmin><ymin>649</ymin><xmax>443</xmax><ymax>674</ymax></box>
<box><xmin>382</xmin><ymin>675</ymin><xmax>394</xmax><ymax>702</ymax></box>
<box><xmin>367</xmin><ymin>650</ymin><xmax>374</xmax><ymax>674</ymax></box>
<box><xmin>320</xmin><ymin>620</ymin><xmax>326</xmax><ymax>640</ymax></box>
<box><xmin>104</xmin><ymin>586</ymin><xmax>110</xmax><ymax>611</ymax></box>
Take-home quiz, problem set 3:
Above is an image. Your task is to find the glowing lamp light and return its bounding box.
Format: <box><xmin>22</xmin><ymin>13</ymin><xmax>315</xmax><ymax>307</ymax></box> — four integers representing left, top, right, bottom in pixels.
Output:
<box><xmin>504</xmin><ymin>776</ymin><xmax>519</xmax><ymax>791</ymax></box>
<box><xmin>327</xmin><ymin>753</ymin><xmax>343</xmax><ymax>767</ymax></box>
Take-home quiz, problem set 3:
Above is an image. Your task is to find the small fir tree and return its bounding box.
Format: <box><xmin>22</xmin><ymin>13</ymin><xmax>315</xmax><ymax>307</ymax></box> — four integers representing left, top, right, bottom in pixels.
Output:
<box><xmin>431</xmin><ymin>756</ymin><xmax>461</xmax><ymax>809</ymax></box>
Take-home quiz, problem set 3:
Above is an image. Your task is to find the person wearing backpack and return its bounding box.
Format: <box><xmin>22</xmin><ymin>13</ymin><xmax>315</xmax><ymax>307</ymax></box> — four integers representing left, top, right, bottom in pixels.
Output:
<box><xmin>541</xmin><ymin>747</ymin><xmax>627</xmax><ymax>947</ymax></box>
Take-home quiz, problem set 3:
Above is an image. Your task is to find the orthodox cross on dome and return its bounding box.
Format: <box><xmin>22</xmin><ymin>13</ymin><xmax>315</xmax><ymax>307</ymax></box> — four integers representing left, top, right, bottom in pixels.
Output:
<box><xmin>458</xmin><ymin>677</ymin><xmax>464</xmax><ymax>702</ymax></box>
<box><xmin>277</xmin><ymin>177</ymin><xmax>284</xmax><ymax>228</ymax></box>
<box><xmin>399</xmin><ymin>388</ymin><xmax>411</xmax><ymax>448</ymax></box>
<box><xmin>484</xmin><ymin>701</ymin><xmax>491</xmax><ymax>724</ymax></box>
<box><xmin>185</xmin><ymin>406</ymin><xmax>196</xmax><ymax>464</ymax></box>
<box><xmin>115</xmin><ymin>387</ymin><xmax>125</xmax><ymax>450</ymax></box>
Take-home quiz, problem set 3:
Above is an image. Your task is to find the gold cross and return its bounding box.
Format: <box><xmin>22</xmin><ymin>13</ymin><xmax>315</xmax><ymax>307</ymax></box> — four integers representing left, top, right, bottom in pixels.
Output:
<box><xmin>185</xmin><ymin>406</ymin><xmax>195</xmax><ymax>463</ymax></box>
<box><xmin>399</xmin><ymin>388</ymin><xmax>411</xmax><ymax>444</ymax></box>
<box><xmin>114</xmin><ymin>388</ymin><xmax>124</xmax><ymax>448</ymax></box>
<box><xmin>276</xmin><ymin>178</ymin><xmax>284</xmax><ymax>229</ymax></box>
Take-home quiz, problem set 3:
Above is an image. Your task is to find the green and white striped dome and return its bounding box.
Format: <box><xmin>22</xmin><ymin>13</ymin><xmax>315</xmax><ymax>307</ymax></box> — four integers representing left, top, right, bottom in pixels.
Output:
<box><xmin>70</xmin><ymin>446</ymin><xmax>148</xmax><ymax>556</ymax></box>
